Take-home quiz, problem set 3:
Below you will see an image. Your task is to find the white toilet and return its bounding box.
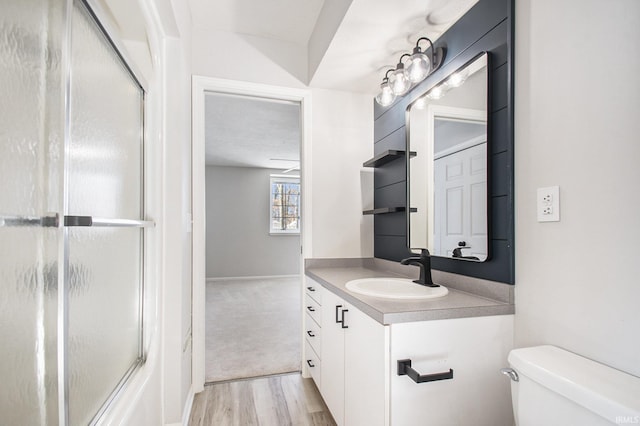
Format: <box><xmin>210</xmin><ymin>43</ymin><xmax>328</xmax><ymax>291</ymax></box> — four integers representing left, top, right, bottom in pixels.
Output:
<box><xmin>504</xmin><ymin>345</ymin><xmax>640</xmax><ymax>425</ymax></box>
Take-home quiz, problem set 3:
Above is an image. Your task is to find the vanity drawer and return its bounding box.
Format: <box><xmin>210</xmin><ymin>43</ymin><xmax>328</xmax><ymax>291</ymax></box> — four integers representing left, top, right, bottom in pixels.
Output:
<box><xmin>305</xmin><ymin>314</ymin><xmax>322</xmax><ymax>356</ymax></box>
<box><xmin>305</xmin><ymin>279</ymin><xmax>322</xmax><ymax>304</ymax></box>
<box><xmin>305</xmin><ymin>294</ymin><xmax>321</xmax><ymax>325</ymax></box>
<box><xmin>305</xmin><ymin>340</ymin><xmax>321</xmax><ymax>389</ymax></box>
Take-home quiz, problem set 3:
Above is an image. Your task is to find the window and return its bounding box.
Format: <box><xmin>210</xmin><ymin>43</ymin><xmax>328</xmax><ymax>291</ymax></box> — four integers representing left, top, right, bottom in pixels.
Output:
<box><xmin>270</xmin><ymin>175</ymin><xmax>300</xmax><ymax>234</ymax></box>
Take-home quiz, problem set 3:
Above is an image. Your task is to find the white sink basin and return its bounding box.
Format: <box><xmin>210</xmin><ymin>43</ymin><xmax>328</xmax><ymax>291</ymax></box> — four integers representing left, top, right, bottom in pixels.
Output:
<box><xmin>345</xmin><ymin>278</ymin><xmax>448</xmax><ymax>300</ymax></box>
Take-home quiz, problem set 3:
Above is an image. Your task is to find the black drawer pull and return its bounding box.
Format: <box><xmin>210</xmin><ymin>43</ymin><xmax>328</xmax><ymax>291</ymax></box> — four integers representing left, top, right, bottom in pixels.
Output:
<box><xmin>397</xmin><ymin>359</ymin><xmax>453</xmax><ymax>383</ymax></box>
<box><xmin>306</xmin><ymin>306</ymin><xmax>315</xmax><ymax>312</ymax></box>
<box><xmin>307</xmin><ymin>286</ymin><xmax>315</xmax><ymax>292</ymax></box>
<box><xmin>307</xmin><ymin>360</ymin><xmax>315</xmax><ymax>368</ymax></box>
<box><xmin>307</xmin><ymin>330</ymin><xmax>315</xmax><ymax>337</ymax></box>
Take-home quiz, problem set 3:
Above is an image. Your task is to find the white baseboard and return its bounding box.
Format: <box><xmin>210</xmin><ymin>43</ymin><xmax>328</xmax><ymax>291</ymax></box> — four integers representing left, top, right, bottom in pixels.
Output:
<box><xmin>206</xmin><ymin>274</ymin><xmax>300</xmax><ymax>282</ymax></box>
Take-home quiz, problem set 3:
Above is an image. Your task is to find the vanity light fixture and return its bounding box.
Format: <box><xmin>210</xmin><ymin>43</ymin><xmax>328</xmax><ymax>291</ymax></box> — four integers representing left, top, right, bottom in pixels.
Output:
<box><xmin>375</xmin><ymin>35</ymin><xmax>445</xmax><ymax>106</ymax></box>
<box><xmin>375</xmin><ymin>69</ymin><xmax>397</xmax><ymax>107</ymax></box>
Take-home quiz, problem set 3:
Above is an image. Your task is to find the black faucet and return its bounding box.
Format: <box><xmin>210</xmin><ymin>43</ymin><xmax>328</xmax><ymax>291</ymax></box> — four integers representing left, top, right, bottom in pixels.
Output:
<box><xmin>400</xmin><ymin>249</ymin><xmax>440</xmax><ymax>287</ymax></box>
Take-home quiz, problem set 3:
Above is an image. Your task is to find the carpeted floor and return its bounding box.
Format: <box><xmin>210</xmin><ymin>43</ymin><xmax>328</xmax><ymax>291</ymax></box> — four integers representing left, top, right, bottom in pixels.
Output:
<box><xmin>205</xmin><ymin>276</ymin><xmax>302</xmax><ymax>383</ymax></box>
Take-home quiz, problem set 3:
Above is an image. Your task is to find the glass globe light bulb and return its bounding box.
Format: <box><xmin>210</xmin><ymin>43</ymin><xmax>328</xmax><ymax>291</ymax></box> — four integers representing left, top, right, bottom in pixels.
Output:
<box><xmin>375</xmin><ymin>80</ymin><xmax>396</xmax><ymax>106</ymax></box>
<box><xmin>390</xmin><ymin>65</ymin><xmax>411</xmax><ymax>95</ymax></box>
<box><xmin>406</xmin><ymin>51</ymin><xmax>431</xmax><ymax>83</ymax></box>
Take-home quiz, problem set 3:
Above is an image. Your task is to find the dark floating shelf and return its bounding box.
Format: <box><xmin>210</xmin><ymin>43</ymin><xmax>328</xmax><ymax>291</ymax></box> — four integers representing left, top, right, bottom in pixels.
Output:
<box><xmin>363</xmin><ymin>150</ymin><xmax>416</xmax><ymax>168</ymax></box>
<box><xmin>363</xmin><ymin>207</ymin><xmax>417</xmax><ymax>215</ymax></box>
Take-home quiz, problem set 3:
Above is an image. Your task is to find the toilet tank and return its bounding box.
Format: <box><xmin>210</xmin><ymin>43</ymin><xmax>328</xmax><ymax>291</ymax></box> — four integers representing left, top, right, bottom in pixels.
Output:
<box><xmin>507</xmin><ymin>345</ymin><xmax>640</xmax><ymax>426</ymax></box>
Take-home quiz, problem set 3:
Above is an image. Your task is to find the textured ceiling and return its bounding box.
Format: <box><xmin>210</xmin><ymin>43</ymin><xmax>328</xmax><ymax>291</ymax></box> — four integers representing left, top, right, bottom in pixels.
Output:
<box><xmin>204</xmin><ymin>92</ymin><xmax>300</xmax><ymax>169</ymax></box>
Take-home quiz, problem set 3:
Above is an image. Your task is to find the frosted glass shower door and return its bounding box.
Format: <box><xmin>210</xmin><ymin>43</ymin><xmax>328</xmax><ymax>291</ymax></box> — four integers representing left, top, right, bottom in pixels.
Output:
<box><xmin>64</xmin><ymin>2</ymin><xmax>148</xmax><ymax>424</ymax></box>
<box><xmin>0</xmin><ymin>0</ymin><xmax>65</xmax><ymax>424</ymax></box>
<box><xmin>1</xmin><ymin>0</ymin><xmax>149</xmax><ymax>423</ymax></box>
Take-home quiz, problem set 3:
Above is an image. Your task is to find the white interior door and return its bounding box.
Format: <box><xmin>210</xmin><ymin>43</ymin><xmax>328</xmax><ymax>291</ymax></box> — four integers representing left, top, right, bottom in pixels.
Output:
<box><xmin>434</xmin><ymin>142</ymin><xmax>487</xmax><ymax>260</ymax></box>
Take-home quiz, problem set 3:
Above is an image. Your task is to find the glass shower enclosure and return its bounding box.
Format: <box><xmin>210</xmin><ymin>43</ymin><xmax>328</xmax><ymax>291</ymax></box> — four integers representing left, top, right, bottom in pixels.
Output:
<box><xmin>0</xmin><ymin>0</ymin><xmax>151</xmax><ymax>424</ymax></box>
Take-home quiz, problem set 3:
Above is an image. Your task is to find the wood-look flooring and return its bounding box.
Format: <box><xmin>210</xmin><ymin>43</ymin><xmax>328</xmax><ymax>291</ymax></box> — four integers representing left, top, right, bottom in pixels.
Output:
<box><xmin>188</xmin><ymin>373</ymin><xmax>336</xmax><ymax>426</ymax></box>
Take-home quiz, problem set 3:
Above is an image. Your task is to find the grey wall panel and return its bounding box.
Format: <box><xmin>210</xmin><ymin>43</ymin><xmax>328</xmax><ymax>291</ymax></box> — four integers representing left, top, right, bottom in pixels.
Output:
<box><xmin>374</xmin><ymin>106</ymin><xmax>405</xmax><ymax>142</ymax></box>
<box><xmin>491</xmin><ymin>195</ymin><xmax>509</xmax><ymax>240</ymax></box>
<box><xmin>374</xmin><ymin>181</ymin><xmax>406</xmax><ymax>209</ymax></box>
<box><xmin>372</xmin><ymin>0</ymin><xmax>515</xmax><ymax>284</ymax></box>
<box><xmin>374</xmin><ymin>210</ymin><xmax>407</xmax><ymax>236</ymax></box>
<box><xmin>431</xmin><ymin>0</ymin><xmax>509</xmax><ymax>72</ymax></box>
<box><xmin>491</xmin><ymin>151</ymin><xmax>510</xmax><ymax>197</ymax></box>
<box><xmin>491</xmin><ymin>42</ymin><xmax>509</xmax><ymax>68</ymax></box>
<box><xmin>374</xmin><ymin>127</ymin><xmax>406</xmax><ymax>154</ymax></box>
<box><xmin>205</xmin><ymin>166</ymin><xmax>301</xmax><ymax>278</ymax></box>
<box><xmin>491</xmin><ymin>107</ymin><xmax>508</xmax><ymax>154</ymax></box>
<box><xmin>374</xmin><ymin>158</ymin><xmax>406</xmax><ymax>189</ymax></box>
<box><xmin>492</xmin><ymin>63</ymin><xmax>509</xmax><ymax>111</ymax></box>
<box><xmin>374</xmin><ymin>235</ymin><xmax>413</xmax><ymax>261</ymax></box>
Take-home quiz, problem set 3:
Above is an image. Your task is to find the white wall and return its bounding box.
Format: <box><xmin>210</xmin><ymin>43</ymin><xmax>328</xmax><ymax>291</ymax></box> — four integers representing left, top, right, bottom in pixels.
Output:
<box><xmin>162</xmin><ymin>0</ymin><xmax>194</xmax><ymax>421</ymax></box>
<box><xmin>205</xmin><ymin>166</ymin><xmax>301</xmax><ymax>277</ymax></box>
<box><xmin>310</xmin><ymin>88</ymin><xmax>374</xmax><ymax>258</ymax></box>
<box><xmin>514</xmin><ymin>0</ymin><xmax>640</xmax><ymax>376</ymax></box>
<box><xmin>192</xmin><ymin>27</ymin><xmax>308</xmax><ymax>88</ymax></box>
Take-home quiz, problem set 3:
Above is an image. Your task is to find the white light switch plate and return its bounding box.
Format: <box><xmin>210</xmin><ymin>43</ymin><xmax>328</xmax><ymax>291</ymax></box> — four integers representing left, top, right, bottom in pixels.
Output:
<box><xmin>537</xmin><ymin>186</ymin><xmax>560</xmax><ymax>222</ymax></box>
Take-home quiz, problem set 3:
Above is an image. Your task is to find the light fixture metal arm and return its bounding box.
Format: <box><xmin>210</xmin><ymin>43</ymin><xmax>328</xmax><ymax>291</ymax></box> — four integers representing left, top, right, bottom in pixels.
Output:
<box><xmin>415</xmin><ymin>36</ymin><xmax>443</xmax><ymax>71</ymax></box>
<box><xmin>397</xmin><ymin>52</ymin><xmax>412</xmax><ymax>67</ymax></box>
<box><xmin>383</xmin><ymin>68</ymin><xmax>395</xmax><ymax>82</ymax></box>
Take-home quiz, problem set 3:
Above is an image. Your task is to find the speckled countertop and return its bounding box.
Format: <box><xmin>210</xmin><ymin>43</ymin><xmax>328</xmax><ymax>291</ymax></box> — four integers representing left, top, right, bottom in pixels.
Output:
<box><xmin>305</xmin><ymin>258</ymin><xmax>514</xmax><ymax>325</ymax></box>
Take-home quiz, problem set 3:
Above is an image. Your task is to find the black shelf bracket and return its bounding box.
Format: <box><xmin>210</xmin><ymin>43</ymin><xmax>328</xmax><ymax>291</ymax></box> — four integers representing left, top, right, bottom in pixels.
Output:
<box><xmin>397</xmin><ymin>359</ymin><xmax>454</xmax><ymax>383</ymax></box>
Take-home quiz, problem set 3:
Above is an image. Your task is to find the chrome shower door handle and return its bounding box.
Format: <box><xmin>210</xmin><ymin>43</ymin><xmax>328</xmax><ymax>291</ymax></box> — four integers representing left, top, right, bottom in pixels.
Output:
<box><xmin>0</xmin><ymin>213</ymin><xmax>59</xmax><ymax>227</ymax></box>
<box><xmin>63</xmin><ymin>215</ymin><xmax>154</xmax><ymax>227</ymax></box>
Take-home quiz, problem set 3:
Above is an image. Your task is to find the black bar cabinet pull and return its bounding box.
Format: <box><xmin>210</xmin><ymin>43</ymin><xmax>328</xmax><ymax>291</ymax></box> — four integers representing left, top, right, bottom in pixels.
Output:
<box><xmin>307</xmin><ymin>286</ymin><xmax>315</xmax><ymax>292</ymax></box>
<box><xmin>341</xmin><ymin>309</ymin><xmax>349</xmax><ymax>329</ymax></box>
<box><xmin>307</xmin><ymin>360</ymin><xmax>315</xmax><ymax>368</ymax></box>
<box><xmin>397</xmin><ymin>359</ymin><xmax>453</xmax><ymax>383</ymax></box>
<box><xmin>307</xmin><ymin>330</ymin><xmax>315</xmax><ymax>337</ymax></box>
<box><xmin>306</xmin><ymin>306</ymin><xmax>315</xmax><ymax>312</ymax></box>
<box><xmin>335</xmin><ymin>305</ymin><xmax>348</xmax><ymax>328</ymax></box>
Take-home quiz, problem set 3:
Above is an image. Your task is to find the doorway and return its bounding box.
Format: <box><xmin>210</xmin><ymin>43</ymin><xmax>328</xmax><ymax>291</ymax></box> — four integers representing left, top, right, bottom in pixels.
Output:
<box><xmin>191</xmin><ymin>78</ymin><xmax>312</xmax><ymax>389</ymax></box>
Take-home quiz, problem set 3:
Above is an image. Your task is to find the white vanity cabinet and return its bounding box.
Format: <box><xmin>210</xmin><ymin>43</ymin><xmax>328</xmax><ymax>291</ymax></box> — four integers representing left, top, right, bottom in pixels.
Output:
<box><xmin>320</xmin><ymin>287</ymin><xmax>388</xmax><ymax>426</ymax></box>
<box><xmin>307</xmin><ymin>278</ymin><xmax>514</xmax><ymax>426</ymax></box>
<box><xmin>389</xmin><ymin>315</ymin><xmax>514</xmax><ymax>426</ymax></box>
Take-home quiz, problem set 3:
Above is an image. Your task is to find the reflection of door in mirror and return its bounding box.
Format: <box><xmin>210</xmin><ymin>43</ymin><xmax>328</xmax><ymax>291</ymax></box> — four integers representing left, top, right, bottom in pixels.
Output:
<box><xmin>407</xmin><ymin>52</ymin><xmax>489</xmax><ymax>262</ymax></box>
<box><xmin>433</xmin><ymin>116</ymin><xmax>487</xmax><ymax>261</ymax></box>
